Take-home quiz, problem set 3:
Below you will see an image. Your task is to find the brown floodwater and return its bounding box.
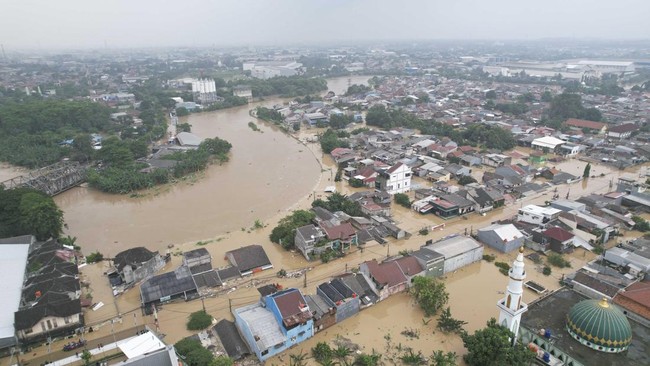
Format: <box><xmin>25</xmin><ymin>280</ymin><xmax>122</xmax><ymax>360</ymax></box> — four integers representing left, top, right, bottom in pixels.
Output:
<box><xmin>53</xmin><ymin>76</ymin><xmax>370</xmax><ymax>258</ymax></box>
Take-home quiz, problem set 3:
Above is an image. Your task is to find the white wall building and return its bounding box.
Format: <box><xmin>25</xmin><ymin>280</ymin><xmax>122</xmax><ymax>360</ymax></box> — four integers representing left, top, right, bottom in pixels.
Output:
<box><xmin>374</xmin><ymin>162</ymin><xmax>412</xmax><ymax>194</ymax></box>
<box><xmin>424</xmin><ymin>236</ymin><xmax>484</xmax><ymax>274</ymax></box>
<box><xmin>518</xmin><ymin>205</ymin><xmax>562</xmax><ymax>226</ymax></box>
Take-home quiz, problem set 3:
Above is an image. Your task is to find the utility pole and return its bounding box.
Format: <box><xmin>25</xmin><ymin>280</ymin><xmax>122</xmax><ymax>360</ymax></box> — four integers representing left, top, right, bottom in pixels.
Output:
<box><xmin>229</xmin><ymin>298</ymin><xmax>232</xmax><ymax>313</ymax></box>
<box><xmin>345</xmin><ymin>263</ymin><xmax>348</xmax><ymax>273</ymax></box>
<box><xmin>303</xmin><ymin>271</ymin><xmax>307</xmax><ymax>288</ymax></box>
<box><xmin>386</xmin><ymin>243</ymin><xmax>390</xmax><ymax>259</ymax></box>
<box><xmin>201</xmin><ymin>296</ymin><xmax>206</xmax><ymax>312</ymax></box>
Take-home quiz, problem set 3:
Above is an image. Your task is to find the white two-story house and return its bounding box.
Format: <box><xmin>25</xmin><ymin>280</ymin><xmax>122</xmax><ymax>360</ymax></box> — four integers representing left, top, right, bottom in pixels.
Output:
<box><xmin>375</xmin><ymin>162</ymin><xmax>412</xmax><ymax>194</ymax></box>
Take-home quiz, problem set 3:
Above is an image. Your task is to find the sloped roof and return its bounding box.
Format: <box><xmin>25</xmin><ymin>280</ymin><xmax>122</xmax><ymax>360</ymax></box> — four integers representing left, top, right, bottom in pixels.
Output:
<box><xmin>565</xmin><ymin>118</ymin><xmax>606</xmax><ymax>130</ymax></box>
<box><xmin>140</xmin><ymin>265</ymin><xmax>196</xmax><ymax>304</ymax></box>
<box><xmin>322</xmin><ymin>222</ymin><xmax>356</xmax><ymax>240</ymax></box>
<box><xmin>225</xmin><ymin>245</ymin><xmax>272</xmax><ymax>273</ymax></box>
<box><xmin>544</xmin><ymin>226</ymin><xmax>575</xmax><ymax>242</ymax></box>
<box><xmin>363</xmin><ymin>259</ymin><xmax>407</xmax><ymax>287</ymax></box>
<box><xmin>114</xmin><ymin>247</ymin><xmax>157</xmax><ymax>272</ymax></box>
<box><xmin>609</xmin><ymin>123</ymin><xmax>638</xmax><ymax>133</ymax></box>
<box><xmin>394</xmin><ymin>256</ymin><xmax>424</xmax><ymax>276</ymax></box>
<box><xmin>15</xmin><ymin>294</ymin><xmax>81</xmax><ymax>329</ymax></box>
<box><xmin>478</xmin><ymin>223</ymin><xmax>524</xmax><ymax>242</ymax></box>
<box><xmin>213</xmin><ymin>319</ymin><xmax>250</xmax><ymax>360</ymax></box>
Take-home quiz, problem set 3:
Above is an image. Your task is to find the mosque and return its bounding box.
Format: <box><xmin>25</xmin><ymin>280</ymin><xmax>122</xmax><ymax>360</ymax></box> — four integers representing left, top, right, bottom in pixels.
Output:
<box><xmin>497</xmin><ymin>248</ymin><xmax>649</xmax><ymax>366</ymax></box>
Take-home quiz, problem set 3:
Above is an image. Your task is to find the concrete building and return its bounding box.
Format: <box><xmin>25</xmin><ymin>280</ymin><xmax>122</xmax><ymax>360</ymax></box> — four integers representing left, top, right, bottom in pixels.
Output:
<box><xmin>518</xmin><ymin>205</ymin><xmax>562</xmax><ymax>226</ymax></box>
<box><xmin>114</xmin><ymin>247</ymin><xmax>166</xmax><ymax>285</ymax></box>
<box><xmin>531</xmin><ymin>136</ymin><xmax>565</xmax><ymax>153</ymax></box>
<box><xmin>411</xmin><ymin>247</ymin><xmax>445</xmax><ymax>277</ymax></box>
<box><xmin>234</xmin><ymin>288</ymin><xmax>313</xmax><ymax>361</ymax></box>
<box><xmin>374</xmin><ymin>162</ymin><xmax>412</xmax><ymax>194</ymax></box>
<box><xmin>424</xmin><ymin>236</ymin><xmax>484</xmax><ymax>274</ymax></box>
<box><xmin>295</xmin><ymin>224</ymin><xmax>327</xmax><ymax>260</ymax></box>
<box><xmin>477</xmin><ymin>224</ymin><xmax>526</xmax><ymax>253</ymax></box>
<box><xmin>316</xmin><ymin>279</ymin><xmax>360</xmax><ymax>323</ymax></box>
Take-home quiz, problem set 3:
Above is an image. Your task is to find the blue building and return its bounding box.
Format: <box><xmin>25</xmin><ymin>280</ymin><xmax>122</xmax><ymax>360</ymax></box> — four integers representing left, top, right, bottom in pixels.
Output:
<box><xmin>233</xmin><ymin>288</ymin><xmax>313</xmax><ymax>362</ymax></box>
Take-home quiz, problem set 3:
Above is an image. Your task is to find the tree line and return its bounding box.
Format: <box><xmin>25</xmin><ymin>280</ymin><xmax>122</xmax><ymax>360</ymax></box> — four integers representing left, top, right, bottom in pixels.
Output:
<box><xmin>365</xmin><ymin>105</ymin><xmax>516</xmax><ymax>151</ymax></box>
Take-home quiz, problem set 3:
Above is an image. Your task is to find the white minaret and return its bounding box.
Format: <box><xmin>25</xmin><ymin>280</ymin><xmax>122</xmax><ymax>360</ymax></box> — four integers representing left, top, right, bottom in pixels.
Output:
<box><xmin>496</xmin><ymin>246</ymin><xmax>528</xmax><ymax>343</ymax></box>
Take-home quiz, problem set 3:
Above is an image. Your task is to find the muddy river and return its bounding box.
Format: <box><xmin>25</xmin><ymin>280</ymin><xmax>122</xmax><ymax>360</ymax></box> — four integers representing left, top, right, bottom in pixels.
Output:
<box><xmin>51</xmin><ymin>76</ymin><xmax>371</xmax><ymax>258</ymax></box>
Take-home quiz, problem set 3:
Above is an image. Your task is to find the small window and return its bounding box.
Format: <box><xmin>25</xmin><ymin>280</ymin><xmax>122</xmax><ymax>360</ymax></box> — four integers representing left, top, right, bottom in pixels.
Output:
<box><xmin>41</xmin><ymin>322</ymin><xmax>46</xmax><ymax>332</ymax></box>
<box><xmin>298</xmin><ymin>331</ymin><xmax>305</xmax><ymax>336</ymax></box>
<box><xmin>261</xmin><ymin>350</ymin><xmax>269</xmax><ymax>356</ymax></box>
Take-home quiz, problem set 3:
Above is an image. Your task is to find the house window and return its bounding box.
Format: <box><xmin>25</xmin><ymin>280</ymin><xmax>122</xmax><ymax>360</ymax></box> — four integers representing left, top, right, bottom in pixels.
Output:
<box><xmin>24</xmin><ymin>328</ymin><xmax>32</xmax><ymax>334</ymax></box>
<box><xmin>64</xmin><ymin>316</ymin><xmax>71</xmax><ymax>324</ymax></box>
<box><xmin>261</xmin><ymin>350</ymin><xmax>269</xmax><ymax>356</ymax></box>
<box><xmin>52</xmin><ymin>319</ymin><xmax>58</xmax><ymax>328</ymax></box>
<box><xmin>298</xmin><ymin>331</ymin><xmax>305</xmax><ymax>336</ymax></box>
<box><xmin>46</xmin><ymin>320</ymin><xmax>52</xmax><ymax>330</ymax></box>
<box><xmin>291</xmin><ymin>336</ymin><xmax>297</xmax><ymax>342</ymax></box>
<box><xmin>41</xmin><ymin>322</ymin><xmax>46</xmax><ymax>332</ymax></box>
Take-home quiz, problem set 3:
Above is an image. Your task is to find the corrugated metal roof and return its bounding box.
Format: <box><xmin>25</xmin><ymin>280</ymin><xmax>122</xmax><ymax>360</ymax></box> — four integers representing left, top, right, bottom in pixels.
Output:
<box><xmin>426</xmin><ymin>236</ymin><xmax>482</xmax><ymax>258</ymax></box>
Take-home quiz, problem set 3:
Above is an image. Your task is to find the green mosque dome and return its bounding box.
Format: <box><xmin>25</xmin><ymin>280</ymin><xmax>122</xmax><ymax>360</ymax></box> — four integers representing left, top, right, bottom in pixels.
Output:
<box><xmin>566</xmin><ymin>298</ymin><xmax>632</xmax><ymax>353</ymax></box>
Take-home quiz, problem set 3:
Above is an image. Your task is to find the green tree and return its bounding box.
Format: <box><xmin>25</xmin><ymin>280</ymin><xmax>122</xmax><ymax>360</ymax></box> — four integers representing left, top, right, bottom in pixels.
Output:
<box><xmin>583</xmin><ymin>163</ymin><xmax>591</xmax><ymax>178</ymax></box>
<box><xmin>270</xmin><ymin>210</ymin><xmax>316</xmax><ymax>250</ymax></box>
<box><xmin>187</xmin><ymin>310</ymin><xmax>213</xmax><ymax>330</ymax></box>
<box><xmin>437</xmin><ymin>307</ymin><xmax>467</xmax><ymax>334</ymax></box>
<box><xmin>485</xmin><ymin>90</ymin><xmax>497</xmax><ymax>99</ymax></box>
<box><xmin>176</xmin><ymin>107</ymin><xmax>190</xmax><ymax>116</ymax></box>
<box><xmin>18</xmin><ymin>191</ymin><xmax>65</xmax><ymax>240</ymax></box>
<box><xmin>394</xmin><ymin>193</ymin><xmax>411</xmax><ymax>208</ymax></box>
<box><xmin>312</xmin><ymin>342</ymin><xmax>333</xmax><ymax>363</ymax></box>
<box><xmin>410</xmin><ymin>276</ymin><xmax>449</xmax><ymax>317</ymax></box>
<box><xmin>632</xmin><ymin>216</ymin><xmax>650</xmax><ymax>232</ymax></box>
<box><xmin>329</xmin><ymin>114</ymin><xmax>353</xmax><ymax>130</ymax></box>
<box><xmin>462</xmin><ymin>318</ymin><xmax>535</xmax><ymax>366</ymax></box>
<box><xmin>210</xmin><ymin>357</ymin><xmax>234</xmax><ymax>366</ymax></box>
<box><xmin>365</xmin><ymin>105</ymin><xmax>392</xmax><ymax>129</ymax></box>
<box><xmin>320</xmin><ymin>129</ymin><xmax>349</xmax><ymax>154</ymax></box>
<box><xmin>312</xmin><ymin>192</ymin><xmax>364</xmax><ymax>217</ymax></box>
<box><xmin>80</xmin><ymin>349</ymin><xmax>92</xmax><ymax>365</ymax></box>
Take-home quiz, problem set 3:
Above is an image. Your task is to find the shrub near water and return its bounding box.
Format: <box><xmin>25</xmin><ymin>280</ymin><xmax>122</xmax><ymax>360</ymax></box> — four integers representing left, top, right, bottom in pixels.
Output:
<box><xmin>186</xmin><ymin>310</ymin><xmax>213</xmax><ymax>331</ymax></box>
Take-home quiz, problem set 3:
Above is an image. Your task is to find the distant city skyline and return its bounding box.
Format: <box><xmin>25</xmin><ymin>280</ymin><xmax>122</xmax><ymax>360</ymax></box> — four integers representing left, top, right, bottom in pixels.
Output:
<box><xmin>2</xmin><ymin>0</ymin><xmax>650</xmax><ymax>50</ymax></box>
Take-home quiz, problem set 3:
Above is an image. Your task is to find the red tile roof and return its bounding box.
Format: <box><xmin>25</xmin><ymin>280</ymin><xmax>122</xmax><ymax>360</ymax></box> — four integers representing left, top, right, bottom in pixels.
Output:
<box><xmin>386</xmin><ymin>162</ymin><xmax>405</xmax><ymax>174</ymax></box>
<box><xmin>322</xmin><ymin>222</ymin><xmax>356</xmax><ymax>240</ymax></box>
<box><xmin>613</xmin><ymin>281</ymin><xmax>650</xmax><ymax>321</ymax></box>
<box><xmin>364</xmin><ymin>259</ymin><xmax>407</xmax><ymax>287</ymax></box>
<box><xmin>565</xmin><ymin>118</ymin><xmax>606</xmax><ymax>130</ymax></box>
<box><xmin>543</xmin><ymin>227</ymin><xmax>574</xmax><ymax>242</ymax></box>
<box><xmin>395</xmin><ymin>256</ymin><xmax>424</xmax><ymax>276</ymax></box>
<box><xmin>608</xmin><ymin>123</ymin><xmax>638</xmax><ymax>133</ymax></box>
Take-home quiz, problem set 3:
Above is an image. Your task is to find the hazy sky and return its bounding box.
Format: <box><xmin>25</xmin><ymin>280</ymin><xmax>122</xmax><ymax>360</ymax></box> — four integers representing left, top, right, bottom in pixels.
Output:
<box><xmin>2</xmin><ymin>0</ymin><xmax>649</xmax><ymax>49</ymax></box>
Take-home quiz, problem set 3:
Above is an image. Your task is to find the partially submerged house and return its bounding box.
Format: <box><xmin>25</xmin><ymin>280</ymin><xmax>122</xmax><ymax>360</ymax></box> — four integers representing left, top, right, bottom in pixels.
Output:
<box><xmin>140</xmin><ymin>265</ymin><xmax>198</xmax><ymax>311</ymax></box>
<box><xmin>360</xmin><ymin>259</ymin><xmax>408</xmax><ymax>301</ymax></box>
<box><xmin>225</xmin><ymin>245</ymin><xmax>273</xmax><ymax>276</ymax></box>
<box><xmin>113</xmin><ymin>247</ymin><xmax>166</xmax><ymax>286</ymax></box>
<box><xmin>477</xmin><ymin>224</ymin><xmax>526</xmax><ymax>253</ymax></box>
<box><xmin>234</xmin><ymin>288</ymin><xmax>313</xmax><ymax>362</ymax></box>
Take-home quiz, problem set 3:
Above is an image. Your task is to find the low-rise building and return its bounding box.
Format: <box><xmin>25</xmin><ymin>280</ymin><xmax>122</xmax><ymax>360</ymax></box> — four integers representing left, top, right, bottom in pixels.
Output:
<box><xmin>477</xmin><ymin>224</ymin><xmax>526</xmax><ymax>253</ymax></box>
<box><xmin>225</xmin><ymin>245</ymin><xmax>273</xmax><ymax>276</ymax></box>
<box><xmin>374</xmin><ymin>162</ymin><xmax>412</xmax><ymax>194</ymax></box>
<box><xmin>518</xmin><ymin>205</ymin><xmax>562</xmax><ymax>226</ymax></box>
<box><xmin>317</xmin><ymin>279</ymin><xmax>360</xmax><ymax>323</ymax></box>
<box><xmin>424</xmin><ymin>236</ymin><xmax>484</xmax><ymax>274</ymax></box>
<box><xmin>114</xmin><ymin>247</ymin><xmax>166</xmax><ymax>286</ymax></box>
<box><xmin>234</xmin><ymin>288</ymin><xmax>313</xmax><ymax>362</ymax></box>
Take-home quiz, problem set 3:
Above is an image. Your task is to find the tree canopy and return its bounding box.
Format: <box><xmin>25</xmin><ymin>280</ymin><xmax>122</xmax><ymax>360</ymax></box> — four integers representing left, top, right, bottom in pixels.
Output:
<box><xmin>462</xmin><ymin>318</ymin><xmax>535</xmax><ymax>366</ymax></box>
<box><xmin>270</xmin><ymin>210</ymin><xmax>316</xmax><ymax>250</ymax></box>
<box><xmin>320</xmin><ymin>129</ymin><xmax>349</xmax><ymax>154</ymax></box>
<box><xmin>546</xmin><ymin>93</ymin><xmax>603</xmax><ymax>128</ymax></box>
<box><xmin>0</xmin><ymin>187</ymin><xmax>64</xmax><ymax>240</ymax></box>
<box><xmin>409</xmin><ymin>276</ymin><xmax>449</xmax><ymax>317</ymax></box>
<box><xmin>312</xmin><ymin>192</ymin><xmax>364</xmax><ymax>217</ymax></box>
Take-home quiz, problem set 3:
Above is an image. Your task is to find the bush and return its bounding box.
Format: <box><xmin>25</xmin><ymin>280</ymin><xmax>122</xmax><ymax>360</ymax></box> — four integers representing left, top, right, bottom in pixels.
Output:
<box><xmin>419</xmin><ymin>228</ymin><xmax>429</xmax><ymax>236</ymax></box>
<box><xmin>394</xmin><ymin>193</ymin><xmax>411</xmax><ymax>208</ymax></box>
<box><xmin>312</xmin><ymin>342</ymin><xmax>333</xmax><ymax>363</ymax></box>
<box><xmin>187</xmin><ymin>310</ymin><xmax>213</xmax><ymax>331</ymax></box>
<box><xmin>482</xmin><ymin>254</ymin><xmax>496</xmax><ymax>262</ymax></box>
<box><xmin>632</xmin><ymin>216</ymin><xmax>650</xmax><ymax>232</ymax></box>
<box><xmin>542</xmin><ymin>266</ymin><xmax>552</xmax><ymax>276</ymax></box>
<box><xmin>547</xmin><ymin>253</ymin><xmax>571</xmax><ymax>268</ymax></box>
<box><xmin>494</xmin><ymin>262</ymin><xmax>510</xmax><ymax>276</ymax></box>
<box><xmin>86</xmin><ymin>251</ymin><xmax>104</xmax><ymax>263</ymax></box>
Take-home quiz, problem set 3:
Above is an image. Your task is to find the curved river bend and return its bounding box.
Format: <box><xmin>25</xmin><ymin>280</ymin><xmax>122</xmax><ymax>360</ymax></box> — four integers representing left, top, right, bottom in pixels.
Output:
<box><xmin>54</xmin><ymin>76</ymin><xmax>369</xmax><ymax>256</ymax></box>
